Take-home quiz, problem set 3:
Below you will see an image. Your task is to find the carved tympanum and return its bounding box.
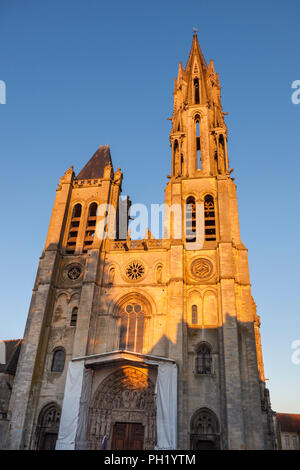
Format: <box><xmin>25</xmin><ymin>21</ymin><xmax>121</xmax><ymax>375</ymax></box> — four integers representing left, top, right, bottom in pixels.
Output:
<box><xmin>88</xmin><ymin>367</ymin><xmax>156</xmax><ymax>450</ymax></box>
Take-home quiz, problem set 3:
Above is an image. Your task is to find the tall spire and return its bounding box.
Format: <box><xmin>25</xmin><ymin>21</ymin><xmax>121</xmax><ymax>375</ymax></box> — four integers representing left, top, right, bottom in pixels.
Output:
<box><xmin>186</xmin><ymin>31</ymin><xmax>207</xmax><ymax>74</ymax></box>
<box><xmin>169</xmin><ymin>33</ymin><xmax>229</xmax><ymax>178</ymax></box>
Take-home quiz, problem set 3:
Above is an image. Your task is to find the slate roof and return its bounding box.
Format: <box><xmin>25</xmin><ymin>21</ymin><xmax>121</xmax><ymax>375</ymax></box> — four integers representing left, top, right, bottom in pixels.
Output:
<box><xmin>0</xmin><ymin>339</ymin><xmax>22</xmax><ymax>375</ymax></box>
<box><xmin>77</xmin><ymin>145</ymin><xmax>112</xmax><ymax>180</ymax></box>
<box><xmin>277</xmin><ymin>413</ymin><xmax>300</xmax><ymax>433</ymax></box>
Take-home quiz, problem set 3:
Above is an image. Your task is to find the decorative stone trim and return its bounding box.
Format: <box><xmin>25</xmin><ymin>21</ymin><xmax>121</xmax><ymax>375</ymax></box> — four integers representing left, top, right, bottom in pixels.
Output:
<box><xmin>190</xmin><ymin>258</ymin><xmax>213</xmax><ymax>280</ymax></box>
<box><xmin>125</xmin><ymin>260</ymin><xmax>145</xmax><ymax>282</ymax></box>
<box><xmin>73</xmin><ymin>179</ymin><xmax>103</xmax><ymax>188</ymax></box>
<box><xmin>63</xmin><ymin>263</ymin><xmax>83</xmax><ymax>282</ymax></box>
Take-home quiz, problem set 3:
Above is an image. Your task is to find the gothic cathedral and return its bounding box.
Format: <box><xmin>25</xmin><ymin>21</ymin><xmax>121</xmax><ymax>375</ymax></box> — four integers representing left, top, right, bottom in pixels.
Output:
<box><xmin>4</xmin><ymin>34</ymin><xmax>276</xmax><ymax>450</ymax></box>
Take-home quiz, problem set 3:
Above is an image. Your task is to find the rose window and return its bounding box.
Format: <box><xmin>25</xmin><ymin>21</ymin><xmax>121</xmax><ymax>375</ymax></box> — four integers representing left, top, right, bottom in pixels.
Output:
<box><xmin>67</xmin><ymin>265</ymin><xmax>82</xmax><ymax>280</ymax></box>
<box><xmin>125</xmin><ymin>261</ymin><xmax>145</xmax><ymax>281</ymax></box>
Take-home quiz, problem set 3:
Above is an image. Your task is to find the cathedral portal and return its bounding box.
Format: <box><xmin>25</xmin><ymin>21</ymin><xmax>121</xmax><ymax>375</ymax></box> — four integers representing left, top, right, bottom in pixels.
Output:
<box><xmin>88</xmin><ymin>366</ymin><xmax>156</xmax><ymax>450</ymax></box>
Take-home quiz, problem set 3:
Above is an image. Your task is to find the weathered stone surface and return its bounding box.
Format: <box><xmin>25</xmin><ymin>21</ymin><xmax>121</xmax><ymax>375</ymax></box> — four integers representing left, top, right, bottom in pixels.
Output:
<box><xmin>3</xmin><ymin>33</ymin><xmax>276</xmax><ymax>451</ymax></box>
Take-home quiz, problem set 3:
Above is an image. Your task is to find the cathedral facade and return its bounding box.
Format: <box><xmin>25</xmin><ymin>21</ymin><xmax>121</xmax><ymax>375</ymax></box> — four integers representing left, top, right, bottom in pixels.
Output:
<box><xmin>4</xmin><ymin>34</ymin><xmax>276</xmax><ymax>450</ymax></box>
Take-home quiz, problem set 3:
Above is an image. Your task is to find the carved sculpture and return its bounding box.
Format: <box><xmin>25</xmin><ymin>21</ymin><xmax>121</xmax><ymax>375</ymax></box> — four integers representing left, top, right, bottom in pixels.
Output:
<box><xmin>87</xmin><ymin>367</ymin><xmax>156</xmax><ymax>450</ymax></box>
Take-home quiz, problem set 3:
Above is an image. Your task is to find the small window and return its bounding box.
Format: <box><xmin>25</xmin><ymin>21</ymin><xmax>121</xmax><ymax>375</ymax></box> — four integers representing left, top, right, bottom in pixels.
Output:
<box><xmin>285</xmin><ymin>435</ymin><xmax>290</xmax><ymax>449</ymax></box>
<box><xmin>192</xmin><ymin>305</ymin><xmax>198</xmax><ymax>324</ymax></box>
<box><xmin>196</xmin><ymin>343</ymin><xmax>212</xmax><ymax>374</ymax></box>
<box><xmin>51</xmin><ymin>348</ymin><xmax>65</xmax><ymax>373</ymax></box>
<box><xmin>292</xmin><ymin>436</ymin><xmax>298</xmax><ymax>449</ymax></box>
<box><xmin>70</xmin><ymin>307</ymin><xmax>78</xmax><ymax>326</ymax></box>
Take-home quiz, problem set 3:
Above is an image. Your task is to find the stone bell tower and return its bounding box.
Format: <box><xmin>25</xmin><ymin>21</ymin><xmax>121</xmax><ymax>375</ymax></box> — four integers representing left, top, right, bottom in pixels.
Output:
<box><xmin>4</xmin><ymin>33</ymin><xmax>276</xmax><ymax>451</ymax></box>
<box><xmin>4</xmin><ymin>146</ymin><xmax>124</xmax><ymax>450</ymax></box>
<box><xmin>164</xmin><ymin>33</ymin><xmax>275</xmax><ymax>449</ymax></box>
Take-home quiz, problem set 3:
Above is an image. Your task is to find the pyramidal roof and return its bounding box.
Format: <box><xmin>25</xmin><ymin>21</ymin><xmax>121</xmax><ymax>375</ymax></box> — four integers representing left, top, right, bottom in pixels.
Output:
<box><xmin>77</xmin><ymin>145</ymin><xmax>113</xmax><ymax>180</ymax></box>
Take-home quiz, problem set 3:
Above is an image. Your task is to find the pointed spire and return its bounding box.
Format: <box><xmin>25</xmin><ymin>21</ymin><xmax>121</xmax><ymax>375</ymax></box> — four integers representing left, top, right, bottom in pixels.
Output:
<box><xmin>186</xmin><ymin>32</ymin><xmax>207</xmax><ymax>73</ymax></box>
<box><xmin>208</xmin><ymin>59</ymin><xmax>216</xmax><ymax>77</ymax></box>
<box><xmin>177</xmin><ymin>61</ymin><xmax>184</xmax><ymax>81</ymax></box>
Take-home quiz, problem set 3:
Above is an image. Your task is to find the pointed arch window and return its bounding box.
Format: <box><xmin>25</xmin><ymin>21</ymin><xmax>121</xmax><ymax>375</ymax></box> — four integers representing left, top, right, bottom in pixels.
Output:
<box><xmin>66</xmin><ymin>204</ymin><xmax>82</xmax><ymax>254</ymax></box>
<box><xmin>195</xmin><ymin>114</ymin><xmax>201</xmax><ymax>169</ymax></box>
<box><xmin>185</xmin><ymin>196</ymin><xmax>196</xmax><ymax>243</ymax></box>
<box><xmin>190</xmin><ymin>408</ymin><xmax>220</xmax><ymax>450</ymax></box>
<box><xmin>196</xmin><ymin>343</ymin><xmax>212</xmax><ymax>375</ymax></box>
<box><xmin>83</xmin><ymin>202</ymin><xmax>97</xmax><ymax>253</ymax></box>
<box><xmin>70</xmin><ymin>307</ymin><xmax>78</xmax><ymax>326</ymax></box>
<box><xmin>119</xmin><ymin>303</ymin><xmax>145</xmax><ymax>353</ymax></box>
<box><xmin>194</xmin><ymin>78</ymin><xmax>200</xmax><ymax>104</ymax></box>
<box><xmin>51</xmin><ymin>348</ymin><xmax>65</xmax><ymax>373</ymax></box>
<box><xmin>204</xmin><ymin>195</ymin><xmax>216</xmax><ymax>241</ymax></box>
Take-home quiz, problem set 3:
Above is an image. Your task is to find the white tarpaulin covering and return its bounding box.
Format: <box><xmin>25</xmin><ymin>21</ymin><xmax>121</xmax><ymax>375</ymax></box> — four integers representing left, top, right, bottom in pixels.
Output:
<box><xmin>75</xmin><ymin>367</ymin><xmax>93</xmax><ymax>449</ymax></box>
<box><xmin>152</xmin><ymin>361</ymin><xmax>177</xmax><ymax>450</ymax></box>
<box><xmin>56</xmin><ymin>354</ymin><xmax>177</xmax><ymax>450</ymax></box>
<box><xmin>55</xmin><ymin>361</ymin><xmax>85</xmax><ymax>450</ymax></box>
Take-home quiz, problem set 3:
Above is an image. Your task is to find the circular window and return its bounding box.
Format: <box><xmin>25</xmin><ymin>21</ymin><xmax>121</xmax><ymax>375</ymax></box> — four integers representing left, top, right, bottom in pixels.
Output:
<box><xmin>123</xmin><ymin>303</ymin><xmax>143</xmax><ymax>315</ymax></box>
<box><xmin>191</xmin><ymin>258</ymin><xmax>213</xmax><ymax>280</ymax></box>
<box><xmin>125</xmin><ymin>261</ymin><xmax>145</xmax><ymax>281</ymax></box>
<box><xmin>67</xmin><ymin>265</ymin><xmax>82</xmax><ymax>280</ymax></box>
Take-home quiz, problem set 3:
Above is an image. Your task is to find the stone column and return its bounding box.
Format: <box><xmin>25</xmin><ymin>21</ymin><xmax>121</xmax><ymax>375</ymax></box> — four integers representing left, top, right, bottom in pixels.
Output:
<box><xmin>167</xmin><ymin>243</ymin><xmax>184</xmax><ymax>448</ymax></box>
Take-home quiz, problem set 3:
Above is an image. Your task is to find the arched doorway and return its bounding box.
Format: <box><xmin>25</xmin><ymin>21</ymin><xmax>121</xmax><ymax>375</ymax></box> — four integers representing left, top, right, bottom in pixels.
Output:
<box><xmin>35</xmin><ymin>402</ymin><xmax>61</xmax><ymax>450</ymax></box>
<box><xmin>88</xmin><ymin>366</ymin><xmax>156</xmax><ymax>450</ymax></box>
<box><xmin>190</xmin><ymin>408</ymin><xmax>220</xmax><ymax>450</ymax></box>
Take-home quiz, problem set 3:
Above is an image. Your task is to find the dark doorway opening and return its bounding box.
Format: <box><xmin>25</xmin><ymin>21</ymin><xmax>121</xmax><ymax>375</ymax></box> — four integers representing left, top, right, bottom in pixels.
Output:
<box><xmin>41</xmin><ymin>432</ymin><xmax>58</xmax><ymax>450</ymax></box>
<box><xmin>195</xmin><ymin>439</ymin><xmax>216</xmax><ymax>450</ymax></box>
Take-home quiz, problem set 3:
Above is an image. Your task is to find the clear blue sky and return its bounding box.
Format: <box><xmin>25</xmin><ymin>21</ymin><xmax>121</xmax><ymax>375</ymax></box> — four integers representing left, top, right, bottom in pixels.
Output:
<box><xmin>0</xmin><ymin>0</ymin><xmax>299</xmax><ymax>413</ymax></box>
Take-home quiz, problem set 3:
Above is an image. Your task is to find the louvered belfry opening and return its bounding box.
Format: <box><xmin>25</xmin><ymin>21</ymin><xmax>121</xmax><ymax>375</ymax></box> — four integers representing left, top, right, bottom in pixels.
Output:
<box><xmin>186</xmin><ymin>196</ymin><xmax>196</xmax><ymax>243</ymax></box>
<box><xmin>204</xmin><ymin>195</ymin><xmax>216</xmax><ymax>241</ymax></box>
<box><xmin>194</xmin><ymin>77</ymin><xmax>200</xmax><ymax>104</ymax></box>
<box><xmin>83</xmin><ymin>202</ymin><xmax>97</xmax><ymax>253</ymax></box>
<box><xmin>66</xmin><ymin>204</ymin><xmax>82</xmax><ymax>254</ymax></box>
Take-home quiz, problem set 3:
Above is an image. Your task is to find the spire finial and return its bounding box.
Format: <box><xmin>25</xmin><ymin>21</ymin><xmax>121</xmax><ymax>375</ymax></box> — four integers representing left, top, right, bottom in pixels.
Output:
<box><xmin>193</xmin><ymin>26</ymin><xmax>198</xmax><ymax>35</ymax></box>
